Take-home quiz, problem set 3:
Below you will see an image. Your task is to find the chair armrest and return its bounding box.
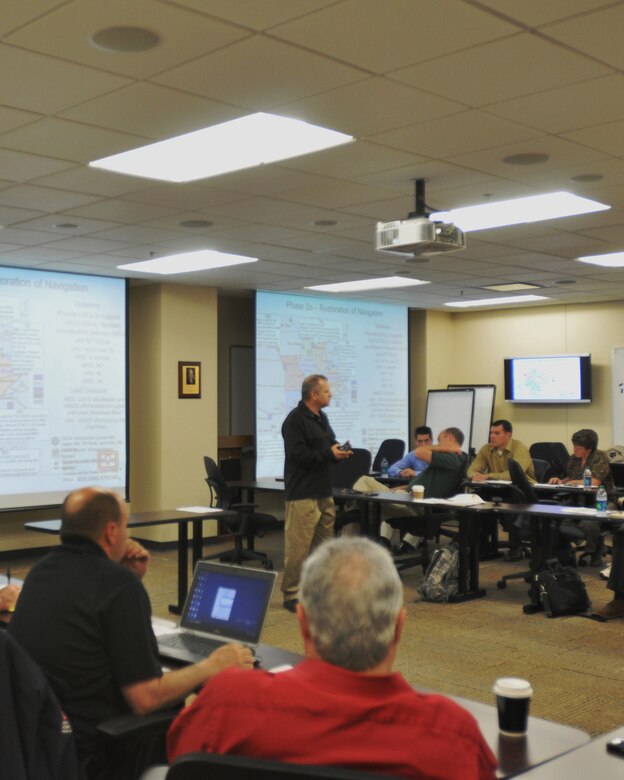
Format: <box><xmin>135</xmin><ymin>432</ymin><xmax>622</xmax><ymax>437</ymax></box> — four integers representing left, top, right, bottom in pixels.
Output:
<box><xmin>97</xmin><ymin>706</ymin><xmax>180</xmax><ymax>742</ymax></box>
<box><xmin>138</xmin><ymin>765</ymin><xmax>168</xmax><ymax>780</ymax></box>
<box><xmin>230</xmin><ymin>502</ymin><xmax>258</xmax><ymax>512</ymax></box>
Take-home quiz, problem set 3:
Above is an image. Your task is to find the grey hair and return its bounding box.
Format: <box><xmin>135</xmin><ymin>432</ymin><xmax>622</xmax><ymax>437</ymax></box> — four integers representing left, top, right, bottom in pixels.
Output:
<box><xmin>299</xmin><ymin>537</ymin><xmax>403</xmax><ymax>672</ymax></box>
<box><xmin>301</xmin><ymin>374</ymin><xmax>327</xmax><ymax>400</ymax></box>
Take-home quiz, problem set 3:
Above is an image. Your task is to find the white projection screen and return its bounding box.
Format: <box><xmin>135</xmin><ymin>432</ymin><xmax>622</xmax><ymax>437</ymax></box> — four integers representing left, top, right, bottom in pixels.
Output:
<box><xmin>0</xmin><ymin>266</ymin><xmax>128</xmax><ymax>510</ymax></box>
<box><xmin>255</xmin><ymin>291</ymin><xmax>408</xmax><ymax>478</ymax></box>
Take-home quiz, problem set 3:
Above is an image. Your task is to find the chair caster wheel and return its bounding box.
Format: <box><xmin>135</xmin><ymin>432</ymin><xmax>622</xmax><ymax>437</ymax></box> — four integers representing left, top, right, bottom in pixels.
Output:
<box><xmin>497</xmin><ymin>580</ymin><xmax>507</xmax><ymax>589</ymax></box>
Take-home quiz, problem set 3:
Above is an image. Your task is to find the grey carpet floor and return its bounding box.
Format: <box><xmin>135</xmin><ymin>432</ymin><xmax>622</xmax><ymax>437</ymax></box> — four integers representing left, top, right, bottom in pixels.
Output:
<box><xmin>7</xmin><ymin>530</ymin><xmax>624</xmax><ymax>737</ymax></box>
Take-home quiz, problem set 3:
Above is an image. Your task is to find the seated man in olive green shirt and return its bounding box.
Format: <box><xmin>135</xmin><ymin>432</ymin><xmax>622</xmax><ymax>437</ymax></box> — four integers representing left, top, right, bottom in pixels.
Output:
<box><xmin>468</xmin><ymin>419</ymin><xmax>535</xmax><ymax>483</ymax></box>
<box><xmin>467</xmin><ymin>419</ymin><xmax>534</xmax><ymax>561</ymax></box>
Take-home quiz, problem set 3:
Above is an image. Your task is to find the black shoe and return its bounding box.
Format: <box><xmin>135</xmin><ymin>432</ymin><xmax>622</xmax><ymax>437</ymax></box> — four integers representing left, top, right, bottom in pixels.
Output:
<box><xmin>394</xmin><ymin>541</ymin><xmax>416</xmax><ymax>555</ymax></box>
<box><xmin>283</xmin><ymin>599</ymin><xmax>298</xmax><ymax>613</ymax></box>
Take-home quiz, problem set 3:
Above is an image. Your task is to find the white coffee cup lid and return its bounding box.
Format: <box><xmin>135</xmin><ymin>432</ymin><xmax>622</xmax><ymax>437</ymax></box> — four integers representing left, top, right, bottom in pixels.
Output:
<box><xmin>493</xmin><ymin>677</ymin><xmax>533</xmax><ymax>698</ymax></box>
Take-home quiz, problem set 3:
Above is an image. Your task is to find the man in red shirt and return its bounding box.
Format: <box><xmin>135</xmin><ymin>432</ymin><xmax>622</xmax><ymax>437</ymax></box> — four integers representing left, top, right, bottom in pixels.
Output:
<box><xmin>168</xmin><ymin>538</ymin><xmax>497</xmax><ymax>780</ymax></box>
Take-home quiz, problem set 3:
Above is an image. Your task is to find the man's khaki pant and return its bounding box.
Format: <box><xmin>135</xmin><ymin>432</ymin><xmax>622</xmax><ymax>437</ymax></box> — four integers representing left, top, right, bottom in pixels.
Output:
<box><xmin>281</xmin><ymin>496</ymin><xmax>335</xmax><ymax>601</ymax></box>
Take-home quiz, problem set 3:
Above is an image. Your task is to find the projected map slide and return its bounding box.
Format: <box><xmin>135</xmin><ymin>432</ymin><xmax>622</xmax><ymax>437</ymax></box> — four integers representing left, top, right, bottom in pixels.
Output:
<box><xmin>256</xmin><ymin>291</ymin><xmax>408</xmax><ymax>478</ymax></box>
<box><xmin>0</xmin><ymin>267</ymin><xmax>126</xmax><ymax>509</ymax></box>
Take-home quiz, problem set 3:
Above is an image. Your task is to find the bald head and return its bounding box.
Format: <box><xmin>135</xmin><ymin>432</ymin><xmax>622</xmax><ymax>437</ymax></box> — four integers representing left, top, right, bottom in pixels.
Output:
<box><xmin>61</xmin><ymin>487</ymin><xmax>125</xmax><ymax>542</ymax></box>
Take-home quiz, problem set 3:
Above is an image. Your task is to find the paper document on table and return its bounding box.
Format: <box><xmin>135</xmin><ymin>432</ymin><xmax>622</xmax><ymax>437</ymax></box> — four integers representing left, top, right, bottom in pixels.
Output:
<box><xmin>561</xmin><ymin>507</ymin><xmax>598</xmax><ymax>516</ymax></box>
<box><xmin>446</xmin><ymin>493</ymin><xmax>487</xmax><ymax>506</ymax></box>
<box><xmin>175</xmin><ymin>505</ymin><xmax>222</xmax><ymax>513</ymax></box>
<box><xmin>473</xmin><ymin>479</ymin><xmax>511</xmax><ymax>485</ymax></box>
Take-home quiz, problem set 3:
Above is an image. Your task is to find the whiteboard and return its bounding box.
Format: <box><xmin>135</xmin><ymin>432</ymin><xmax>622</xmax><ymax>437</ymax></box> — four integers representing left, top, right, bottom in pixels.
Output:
<box><xmin>612</xmin><ymin>348</ymin><xmax>624</xmax><ymax>445</ymax></box>
<box><xmin>448</xmin><ymin>384</ymin><xmax>496</xmax><ymax>453</ymax></box>
<box><xmin>425</xmin><ymin>389</ymin><xmax>474</xmax><ymax>452</ymax></box>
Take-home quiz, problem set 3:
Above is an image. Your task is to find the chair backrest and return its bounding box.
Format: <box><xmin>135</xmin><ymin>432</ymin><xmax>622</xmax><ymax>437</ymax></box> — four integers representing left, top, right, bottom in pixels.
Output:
<box><xmin>372</xmin><ymin>439</ymin><xmax>405</xmax><ymax>472</ymax></box>
<box><xmin>204</xmin><ymin>456</ymin><xmax>232</xmax><ymax>509</ymax></box>
<box><xmin>610</xmin><ymin>462</ymin><xmax>624</xmax><ymax>488</ymax></box>
<box><xmin>508</xmin><ymin>458</ymin><xmax>539</xmax><ymax>503</ymax></box>
<box><xmin>0</xmin><ymin>630</ymin><xmax>82</xmax><ymax>780</ymax></box>
<box><xmin>329</xmin><ymin>448</ymin><xmax>372</xmax><ymax>489</ymax></box>
<box><xmin>531</xmin><ymin>458</ymin><xmax>551</xmax><ymax>483</ymax></box>
<box><xmin>529</xmin><ymin>442</ymin><xmax>569</xmax><ymax>477</ymax></box>
<box><xmin>166</xmin><ymin>752</ymin><xmax>391</xmax><ymax>780</ymax></box>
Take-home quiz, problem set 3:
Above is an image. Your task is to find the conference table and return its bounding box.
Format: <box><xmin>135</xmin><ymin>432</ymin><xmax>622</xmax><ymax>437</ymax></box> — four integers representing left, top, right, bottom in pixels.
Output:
<box><xmin>518</xmin><ymin>726</ymin><xmax>624</xmax><ymax>778</ymax></box>
<box><xmin>24</xmin><ymin>507</ymin><xmax>233</xmax><ymax>614</ymax></box>
<box><xmin>232</xmin><ymin>479</ymin><xmax>489</xmax><ymax>602</ymax></box>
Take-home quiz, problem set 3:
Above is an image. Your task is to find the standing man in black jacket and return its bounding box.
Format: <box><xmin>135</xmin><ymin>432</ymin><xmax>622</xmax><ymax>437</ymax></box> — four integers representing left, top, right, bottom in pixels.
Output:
<box><xmin>281</xmin><ymin>374</ymin><xmax>351</xmax><ymax>613</ymax></box>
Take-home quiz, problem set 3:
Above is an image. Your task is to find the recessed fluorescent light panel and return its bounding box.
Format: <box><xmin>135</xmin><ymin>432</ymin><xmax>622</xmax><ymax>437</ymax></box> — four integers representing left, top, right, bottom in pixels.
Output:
<box><xmin>90</xmin><ymin>113</ymin><xmax>353</xmax><ymax>182</ymax></box>
<box><xmin>306</xmin><ymin>277</ymin><xmax>429</xmax><ymax>293</ymax></box>
<box><xmin>445</xmin><ymin>294</ymin><xmax>549</xmax><ymax>308</ymax></box>
<box><xmin>577</xmin><ymin>251</ymin><xmax>624</xmax><ymax>268</ymax></box>
<box><xmin>482</xmin><ymin>282</ymin><xmax>542</xmax><ymax>292</ymax></box>
<box><xmin>431</xmin><ymin>192</ymin><xmax>609</xmax><ymax>232</ymax></box>
<box><xmin>117</xmin><ymin>249</ymin><xmax>257</xmax><ymax>275</ymax></box>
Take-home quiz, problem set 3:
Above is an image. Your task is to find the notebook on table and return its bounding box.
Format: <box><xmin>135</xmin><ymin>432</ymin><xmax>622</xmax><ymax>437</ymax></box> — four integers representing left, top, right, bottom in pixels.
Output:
<box><xmin>156</xmin><ymin>560</ymin><xmax>277</xmax><ymax>665</ymax></box>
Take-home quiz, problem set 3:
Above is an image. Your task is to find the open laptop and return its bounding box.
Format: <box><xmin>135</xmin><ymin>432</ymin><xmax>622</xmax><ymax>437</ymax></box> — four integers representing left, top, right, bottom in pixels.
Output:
<box><xmin>156</xmin><ymin>560</ymin><xmax>277</xmax><ymax>665</ymax></box>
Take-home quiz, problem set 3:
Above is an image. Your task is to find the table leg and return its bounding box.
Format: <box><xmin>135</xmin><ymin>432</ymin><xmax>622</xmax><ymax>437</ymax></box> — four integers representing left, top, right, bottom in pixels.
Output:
<box><xmin>169</xmin><ymin>521</ymin><xmax>189</xmax><ymax>615</ymax></box>
<box><xmin>449</xmin><ymin>509</ymin><xmax>486</xmax><ymax>603</ymax></box>
<box><xmin>523</xmin><ymin>514</ymin><xmax>545</xmax><ymax>614</ymax></box>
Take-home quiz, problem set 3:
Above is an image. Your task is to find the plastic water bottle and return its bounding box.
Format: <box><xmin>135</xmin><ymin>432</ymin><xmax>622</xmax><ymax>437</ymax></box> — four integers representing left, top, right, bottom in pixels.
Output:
<box><xmin>583</xmin><ymin>468</ymin><xmax>592</xmax><ymax>488</ymax></box>
<box><xmin>596</xmin><ymin>484</ymin><xmax>608</xmax><ymax>515</ymax></box>
<box><xmin>381</xmin><ymin>457</ymin><xmax>389</xmax><ymax>476</ymax></box>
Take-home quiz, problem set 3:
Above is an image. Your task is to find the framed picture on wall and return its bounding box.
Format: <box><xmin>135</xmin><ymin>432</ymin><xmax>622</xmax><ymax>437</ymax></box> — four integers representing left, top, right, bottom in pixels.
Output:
<box><xmin>178</xmin><ymin>361</ymin><xmax>201</xmax><ymax>398</ymax></box>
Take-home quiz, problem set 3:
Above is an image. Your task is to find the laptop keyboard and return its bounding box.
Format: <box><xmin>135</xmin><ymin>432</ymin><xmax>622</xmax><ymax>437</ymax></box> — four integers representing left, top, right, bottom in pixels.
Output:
<box><xmin>158</xmin><ymin>632</ymin><xmax>223</xmax><ymax>657</ymax></box>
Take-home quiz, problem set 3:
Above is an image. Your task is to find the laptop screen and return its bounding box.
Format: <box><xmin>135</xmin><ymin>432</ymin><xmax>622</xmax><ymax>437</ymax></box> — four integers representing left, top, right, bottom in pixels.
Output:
<box><xmin>180</xmin><ymin>561</ymin><xmax>276</xmax><ymax>645</ymax></box>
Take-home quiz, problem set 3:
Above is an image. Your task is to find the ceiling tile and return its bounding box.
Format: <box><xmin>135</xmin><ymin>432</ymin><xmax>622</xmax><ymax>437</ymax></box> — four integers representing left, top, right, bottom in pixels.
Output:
<box><xmin>172</xmin><ymin>0</ymin><xmax>337</xmax><ymax>29</ymax></box>
<box><xmin>0</xmin><ymin>184</ymin><xmax>100</xmax><ymax>212</ymax></box>
<box><xmin>0</xmin><ymin>117</ymin><xmax>147</xmax><ymax>164</ymax></box>
<box><xmin>278</xmin><ymin>76</ymin><xmax>466</xmax><ymax>136</ymax></box>
<box><xmin>485</xmin><ymin>74</ymin><xmax>624</xmax><ymax>134</ymax></box>
<box><xmin>0</xmin><ymin>43</ymin><xmax>131</xmax><ymax>114</ymax></box>
<box><xmin>154</xmin><ymin>35</ymin><xmax>366</xmax><ymax>110</ymax></box>
<box><xmin>544</xmin><ymin>5</ymin><xmax>624</xmax><ymax>69</ymax></box>
<box><xmin>563</xmin><ymin>118</ymin><xmax>624</xmax><ymax>157</ymax></box>
<box><xmin>390</xmin><ymin>33</ymin><xmax>611</xmax><ymax>107</ymax></box>
<box><xmin>4</xmin><ymin>0</ymin><xmax>250</xmax><ymax>79</ymax></box>
<box><xmin>60</xmin><ymin>83</ymin><xmax>243</xmax><ymax>140</ymax></box>
<box><xmin>371</xmin><ymin>110</ymin><xmax>542</xmax><ymax>159</ymax></box>
<box><xmin>473</xmin><ymin>0</ymin><xmax>618</xmax><ymax>27</ymax></box>
<box><xmin>269</xmin><ymin>0</ymin><xmax>519</xmax><ymax>73</ymax></box>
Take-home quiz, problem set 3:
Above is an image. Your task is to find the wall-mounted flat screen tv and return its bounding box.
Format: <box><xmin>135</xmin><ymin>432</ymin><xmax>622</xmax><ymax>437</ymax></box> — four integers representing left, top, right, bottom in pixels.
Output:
<box><xmin>504</xmin><ymin>354</ymin><xmax>591</xmax><ymax>403</ymax></box>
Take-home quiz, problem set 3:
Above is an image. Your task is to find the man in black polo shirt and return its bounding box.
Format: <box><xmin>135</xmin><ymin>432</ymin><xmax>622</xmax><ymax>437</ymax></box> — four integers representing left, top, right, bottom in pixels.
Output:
<box><xmin>9</xmin><ymin>487</ymin><xmax>252</xmax><ymax>780</ymax></box>
<box><xmin>281</xmin><ymin>374</ymin><xmax>351</xmax><ymax>613</ymax></box>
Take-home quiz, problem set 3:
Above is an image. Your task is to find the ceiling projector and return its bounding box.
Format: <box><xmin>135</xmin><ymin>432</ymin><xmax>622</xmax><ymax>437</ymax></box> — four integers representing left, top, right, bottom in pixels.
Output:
<box><xmin>375</xmin><ymin>217</ymin><xmax>465</xmax><ymax>257</ymax></box>
<box><xmin>375</xmin><ymin>178</ymin><xmax>466</xmax><ymax>258</ymax></box>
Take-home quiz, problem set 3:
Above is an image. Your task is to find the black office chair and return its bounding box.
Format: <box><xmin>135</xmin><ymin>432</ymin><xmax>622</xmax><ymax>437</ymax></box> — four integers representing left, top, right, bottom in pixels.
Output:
<box><xmin>529</xmin><ymin>442</ymin><xmax>570</xmax><ymax>480</ymax></box>
<box><xmin>143</xmin><ymin>752</ymin><xmax>392</xmax><ymax>780</ymax></box>
<box><xmin>372</xmin><ymin>439</ymin><xmax>405</xmax><ymax>473</ymax></box>
<box><xmin>330</xmin><ymin>448</ymin><xmax>372</xmax><ymax>536</ymax></box>
<box><xmin>497</xmin><ymin>459</ymin><xmax>584</xmax><ymax>590</ymax></box>
<box><xmin>0</xmin><ymin>629</ymin><xmax>82</xmax><ymax>780</ymax></box>
<box><xmin>531</xmin><ymin>458</ymin><xmax>551</xmax><ymax>483</ymax></box>
<box><xmin>203</xmin><ymin>456</ymin><xmax>280</xmax><ymax>569</ymax></box>
<box><xmin>609</xmin><ymin>462</ymin><xmax>624</xmax><ymax>489</ymax></box>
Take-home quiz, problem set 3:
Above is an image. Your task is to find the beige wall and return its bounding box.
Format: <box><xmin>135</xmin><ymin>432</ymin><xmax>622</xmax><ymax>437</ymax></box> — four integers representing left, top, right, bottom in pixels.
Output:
<box><xmin>128</xmin><ymin>283</ymin><xmax>219</xmax><ymax>541</ymax></box>
<box><xmin>417</xmin><ymin>300</ymin><xmax>624</xmax><ymax>450</ymax></box>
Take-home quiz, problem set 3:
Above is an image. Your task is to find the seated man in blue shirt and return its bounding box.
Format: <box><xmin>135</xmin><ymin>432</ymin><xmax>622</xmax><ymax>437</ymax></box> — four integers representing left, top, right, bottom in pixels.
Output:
<box><xmin>387</xmin><ymin>425</ymin><xmax>433</xmax><ymax>479</ymax></box>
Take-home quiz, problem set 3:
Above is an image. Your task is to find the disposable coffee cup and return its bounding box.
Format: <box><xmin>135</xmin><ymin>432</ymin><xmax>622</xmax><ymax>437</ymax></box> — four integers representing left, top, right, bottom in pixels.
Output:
<box><xmin>493</xmin><ymin>678</ymin><xmax>532</xmax><ymax>736</ymax></box>
<box><xmin>411</xmin><ymin>485</ymin><xmax>425</xmax><ymax>500</ymax></box>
